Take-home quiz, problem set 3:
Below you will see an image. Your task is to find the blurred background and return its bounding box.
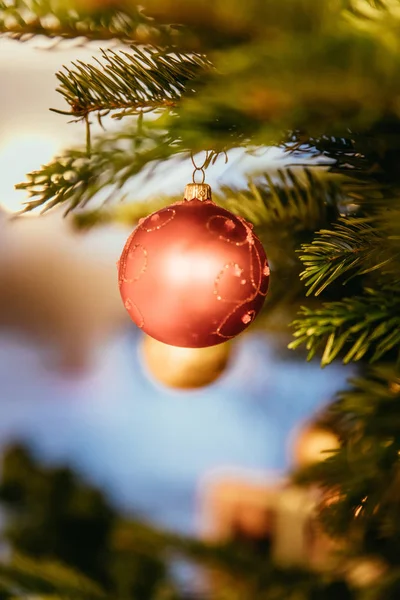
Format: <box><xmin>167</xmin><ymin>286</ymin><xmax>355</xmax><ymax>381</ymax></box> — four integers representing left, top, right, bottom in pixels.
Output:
<box><xmin>0</xmin><ymin>35</ymin><xmax>354</xmax><ymax>589</ymax></box>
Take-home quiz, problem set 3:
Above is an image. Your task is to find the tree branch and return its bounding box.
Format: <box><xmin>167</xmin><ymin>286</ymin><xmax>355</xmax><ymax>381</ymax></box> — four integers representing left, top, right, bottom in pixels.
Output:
<box><xmin>16</xmin><ymin>120</ymin><xmax>186</xmax><ymax>215</ymax></box>
<box><xmin>295</xmin><ymin>363</ymin><xmax>400</xmax><ymax>569</ymax></box>
<box><xmin>289</xmin><ymin>285</ymin><xmax>400</xmax><ymax>365</ymax></box>
<box><xmin>299</xmin><ymin>217</ymin><xmax>399</xmax><ymax>297</ymax></box>
<box><xmin>0</xmin><ymin>554</ymin><xmax>105</xmax><ymax>599</ymax></box>
<box><xmin>0</xmin><ymin>0</ymin><xmax>173</xmax><ymax>44</ymax></box>
<box><xmin>54</xmin><ymin>47</ymin><xmax>211</xmax><ymax>119</ymax></box>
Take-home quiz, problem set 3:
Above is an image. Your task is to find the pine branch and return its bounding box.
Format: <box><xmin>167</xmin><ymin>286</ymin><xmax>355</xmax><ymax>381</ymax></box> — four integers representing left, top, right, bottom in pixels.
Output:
<box><xmin>111</xmin><ymin>520</ymin><xmax>354</xmax><ymax>600</ymax></box>
<box><xmin>161</xmin><ymin>0</ymin><xmax>400</xmax><ymax>150</ymax></box>
<box><xmin>16</xmin><ymin>120</ymin><xmax>188</xmax><ymax>215</ymax></box>
<box><xmin>299</xmin><ymin>217</ymin><xmax>399</xmax><ymax>297</ymax></box>
<box><xmin>0</xmin><ymin>444</ymin><xmax>360</xmax><ymax>600</ymax></box>
<box><xmin>289</xmin><ymin>285</ymin><xmax>400</xmax><ymax>366</ymax></box>
<box><xmin>158</xmin><ymin>0</ymin><xmax>400</xmax><ymax>149</ymax></box>
<box><xmin>0</xmin><ymin>554</ymin><xmax>105</xmax><ymax>599</ymax></box>
<box><xmin>286</xmin><ymin>124</ymin><xmax>400</xmax><ymax>206</ymax></box>
<box><xmin>345</xmin><ymin>0</ymin><xmax>400</xmax><ymax>33</ymax></box>
<box><xmin>18</xmin><ymin>112</ymin><xmax>339</xmax><ymax>217</ymax></box>
<box><xmin>219</xmin><ymin>168</ymin><xmax>340</xmax><ymax>232</ymax></box>
<box><xmin>295</xmin><ymin>365</ymin><xmax>400</xmax><ymax>564</ymax></box>
<box><xmin>0</xmin><ymin>0</ymin><xmax>172</xmax><ymax>44</ymax></box>
<box><xmin>54</xmin><ymin>47</ymin><xmax>211</xmax><ymax>119</ymax></box>
<box><xmin>283</xmin><ymin>131</ymin><xmax>377</xmax><ymax>180</ymax></box>
<box><xmin>5</xmin><ymin>0</ymin><xmax>400</xmax><ymax>149</ymax></box>
<box><xmin>67</xmin><ymin>166</ymin><xmax>341</xmax><ymax>248</ymax></box>
<box><xmin>17</xmin><ymin>105</ymin><xmax>239</xmax><ymax>214</ymax></box>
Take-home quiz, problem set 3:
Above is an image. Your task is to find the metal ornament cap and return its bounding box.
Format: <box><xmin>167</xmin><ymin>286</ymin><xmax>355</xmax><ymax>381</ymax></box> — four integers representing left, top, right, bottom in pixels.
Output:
<box><xmin>184</xmin><ymin>183</ymin><xmax>212</xmax><ymax>201</ymax></box>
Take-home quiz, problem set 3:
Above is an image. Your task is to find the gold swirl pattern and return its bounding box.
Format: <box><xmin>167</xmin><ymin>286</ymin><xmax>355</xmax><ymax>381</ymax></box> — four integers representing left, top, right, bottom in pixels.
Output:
<box><xmin>140</xmin><ymin>208</ymin><xmax>176</xmax><ymax>232</ymax></box>
<box><xmin>211</xmin><ymin>216</ymin><xmax>268</xmax><ymax>340</ymax></box>
<box><xmin>124</xmin><ymin>298</ymin><xmax>144</xmax><ymax>328</ymax></box>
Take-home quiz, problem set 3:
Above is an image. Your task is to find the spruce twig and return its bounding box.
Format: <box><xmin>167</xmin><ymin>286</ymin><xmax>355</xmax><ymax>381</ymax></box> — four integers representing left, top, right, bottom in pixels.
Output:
<box><xmin>296</xmin><ymin>364</ymin><xmax>400</xmax><ymax>557</ymax></box>
<box><xmin>53</xmin><ymin>47</ymin><xmax>211</xmax><ymax>119</ymax></box>
<box><xmin>299</xmin><ymin>217</ymin><xmax>400</xmax><ymax>297</ymax></box>
<box><xmin>0</xmin><ymin>554</ymin><xmax>105</xmax><ymax>599</ymax></box>
<box><xmin>290</xmin><ymin>286</ymin><xmax>400</xmax><ymax>365</ymax></box>
<box><xmin>0</xmin><ymin>0</ymin><xmax>172</xmax><ymax>44</ymax></box>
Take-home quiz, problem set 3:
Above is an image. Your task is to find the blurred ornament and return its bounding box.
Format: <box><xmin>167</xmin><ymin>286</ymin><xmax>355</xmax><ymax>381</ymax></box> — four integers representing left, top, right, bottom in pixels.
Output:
<box><xmin>199</xmin><ymin>473</ymin><xmax>339</xmax><ymax>572</ymax></box>
<box><xmin>140</xmin><ymin>333</ymin><xmax>232</xmax><ymax>389</ymax></box>
<box><xmin>0</xmin><ymin>214</ymin><xmax>125</xmax><ymax>372</ymax></box>
<box><xmin>344</xmin><ymin>557</ymin><xmax>387</xmax><ymax>588</ymax></box>
<box><xmin>119</xmin><ymin>168</ymin><xmax>269</xmax><ymax>348</ymax></box>
<box><xmin>199</xmin><ymin>475</ymin><xmax>280</xmax><ymax>543</ymax></box>
<box><xmin>292</xmin><ymin>422</ymin><xmax>340</xmax><ymax>469</ymax></box>
<box><xmin>390</xmin><ymin>379</ymin><xmax>400</xmax><ymax>394</ymax></box>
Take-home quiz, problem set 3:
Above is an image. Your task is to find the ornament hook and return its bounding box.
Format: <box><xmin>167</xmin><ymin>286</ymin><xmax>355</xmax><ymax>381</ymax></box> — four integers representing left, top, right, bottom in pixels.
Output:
<box><xmin>185</xmin><ymin>151</ymin><xmax>212</xmax><ymax>201</ymax></box>
<box><xmin>191</xmin><ymin>151</ymin><xmax>209</xmax><ymax>184</ymax></box>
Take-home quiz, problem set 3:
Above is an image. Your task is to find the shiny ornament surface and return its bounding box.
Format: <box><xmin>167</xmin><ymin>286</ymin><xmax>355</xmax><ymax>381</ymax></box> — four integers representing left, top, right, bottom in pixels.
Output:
<box><xmin>118</xmin><ymin>196</ymin><xmax>269</xmax><ymax>347</ymax></box>
<box><xmin>140</xmin><ymin>334</ymin><xmax>231</xmax><ymax>389</ymax></box>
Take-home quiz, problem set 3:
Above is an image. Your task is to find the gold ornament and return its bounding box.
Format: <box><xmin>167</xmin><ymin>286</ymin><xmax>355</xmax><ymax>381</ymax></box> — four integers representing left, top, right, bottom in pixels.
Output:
<box><xmin>344</xmin><ymin>557</ymin><xmax>387</xmax><ymax>588</ymax></box>
<box><xmin>139</xmin><ymin>333</ymin><xmax>232</xmax><ymax>389</ymax></box>
<box><xmin>390</xmin><ymin>380</ymin><xmax>400</xmax><ymax>394</ymax></box>
<box><xmin>292</xmin><ymin>423</ymin><xmax>340</xmax><ymax>469</ymax></box>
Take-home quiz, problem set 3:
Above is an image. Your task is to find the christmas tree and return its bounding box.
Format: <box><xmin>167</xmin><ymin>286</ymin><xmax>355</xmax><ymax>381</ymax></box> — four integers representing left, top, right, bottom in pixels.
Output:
<box><xmin>0</xmin><ymin>0</ymin><xmax>400</xmax><ymax>598</ymax></box>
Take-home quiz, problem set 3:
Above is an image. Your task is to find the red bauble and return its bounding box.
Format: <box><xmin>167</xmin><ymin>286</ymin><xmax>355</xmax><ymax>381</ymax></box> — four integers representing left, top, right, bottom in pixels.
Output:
<box><xmin>118</xmin><ymin>188</ymin><xmax>269</xmax><ymax>348</ymax></box>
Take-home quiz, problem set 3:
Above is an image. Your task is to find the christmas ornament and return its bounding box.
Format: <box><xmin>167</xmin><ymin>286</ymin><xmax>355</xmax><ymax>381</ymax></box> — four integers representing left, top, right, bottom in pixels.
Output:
<box><xmin>140</xmin><ymin>333</ymin><xmax>232</xmax><ymax>389</ymax></box>
<box><xmin>291</xmin><ymin>422</ymin><xmax>340</xmax><ymax>469</ymax></box>
<box><xmin>118</xmin><ymin>156</ymin><xmax>270</xmax><ymax>347</ymax></box>
<box><xmin>200</xmin><ymin>474</ymin><xmax>338</xmax><ymax>575</ymax></box>
<box><xmin>200</xmin><ymin>476</ymin><xmax>279</xmax><ymax>543</ymax></box>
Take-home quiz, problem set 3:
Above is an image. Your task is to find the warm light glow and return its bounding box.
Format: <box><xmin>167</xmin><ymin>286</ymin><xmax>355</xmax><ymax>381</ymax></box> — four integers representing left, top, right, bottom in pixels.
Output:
<box><xmin>293</xmin><ymin>425</ymin><xmax>340</xmax><ymax>469</ymax></box>
<box><xmin>163</xmin><ymin>249</ymin><xmax>218</xmax><ymax>284</ymax></box>
<box><xmin>0</xmin><ymin>132</ymin><xmax>60</xmax><ymax>212</ymax></box>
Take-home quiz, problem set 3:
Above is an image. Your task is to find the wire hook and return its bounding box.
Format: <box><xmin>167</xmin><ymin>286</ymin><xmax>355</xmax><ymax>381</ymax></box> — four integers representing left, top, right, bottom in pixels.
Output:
<box><xmin>191</xmin><ymin>151</ymin><xmax>209</xmax><ymax>184</ymax></box>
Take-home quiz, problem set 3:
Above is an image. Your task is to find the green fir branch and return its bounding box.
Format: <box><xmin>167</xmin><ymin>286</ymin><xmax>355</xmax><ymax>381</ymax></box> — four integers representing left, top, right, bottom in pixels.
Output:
<box><xmin>0</xmin><ymin>0</ymin><xmax>172</xmax><ymax>44</ymax></box>
<box><xmin>295</xmin><ymin>364</ymin><xmax>400</xmax><ymax>560</ymax></box>
<box><xmin>5</xmin><ymin>0</ymin><xmax>400</xmax><ymax>148</ymax></box>
<box><xmin>110</xmin><ymin>521</ymin><xmax>354</xmax><ymax>600</ymax></box>
<box><xmin>220</xmin><ymin>168</ymin><xmax>341</xmax><ymax>233</ymax></box>
<box><xmin>17</xmin><ymin>110</ymin><xmax>343</xmax><ymax>218</ymax></box>
<box><xmin>16</xmin><ymin>120</ymin><xmax>188</xmax><ymax>215</ymax></box>
<box><xmin>299</xmin><ymin>217</ymin><xmax>397</xmax><ymax>297</ymax></box>
<box><xmin>54</xmin><ymin>47</ymin><xmax>211</xmax><ymax>119</ymax></box>
<box><xmin>0</xmin><ymin>555</ymin><xmax>105</xmax><ymax>599</ymax></box>
<box><xmin>345</xmin><ymin>0</ymin><xmax>400</xmax><ymax>36</ymax></box>
<box><xmin>289</xmin><ymin>286</ymin><xmax>400</xmax><ymax>366</ymax></box>
<box><xmin>67</xmin><ymin>166</ymin><xmax>341</xmax><ymax>239</ymax></box>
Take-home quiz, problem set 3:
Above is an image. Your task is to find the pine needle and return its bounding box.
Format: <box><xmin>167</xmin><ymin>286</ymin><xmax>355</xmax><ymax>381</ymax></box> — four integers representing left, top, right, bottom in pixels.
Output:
<box><xmin>290</xmin><ymin>285</ymin><xmax>400</xmax><ymax>366</ymax></box>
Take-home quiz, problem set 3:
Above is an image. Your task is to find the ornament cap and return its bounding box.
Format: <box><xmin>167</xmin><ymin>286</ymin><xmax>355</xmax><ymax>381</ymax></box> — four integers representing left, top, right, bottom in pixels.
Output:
<box><xmin>184</xmin><ymin>183</ymin><xmax>212</xmax><ymax>202</ymax></box>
